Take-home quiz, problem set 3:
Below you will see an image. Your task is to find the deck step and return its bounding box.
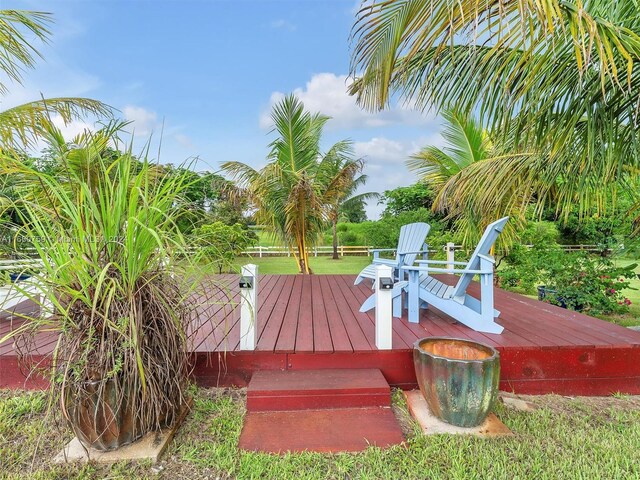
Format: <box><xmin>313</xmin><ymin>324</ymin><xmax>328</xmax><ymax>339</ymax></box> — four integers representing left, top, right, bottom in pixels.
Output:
<box><xmin>246</xmin><ymin>368</ymin><xmax>390</xmax><ymax>412</ymax></box>
<box><xmin>239</xmin><ymin>407</ymin><xmax>405</xmax><ymax>453</ymax></box>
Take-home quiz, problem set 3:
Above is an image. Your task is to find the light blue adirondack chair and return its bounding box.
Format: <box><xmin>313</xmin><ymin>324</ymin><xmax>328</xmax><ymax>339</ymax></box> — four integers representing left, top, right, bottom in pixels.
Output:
<box><xmin>354</xmin><ymin>222</ymin><xmax>431</xmax><ymax>286</ymax></box>
<box><xmin>359</xmin><ymin>217</ymin><xmax>508</xmax><ymax>335</ymax></box>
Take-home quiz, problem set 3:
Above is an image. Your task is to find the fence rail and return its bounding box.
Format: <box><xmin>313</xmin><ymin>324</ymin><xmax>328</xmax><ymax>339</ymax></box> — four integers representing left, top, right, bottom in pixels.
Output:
<box><xmin>240</xmin><ymin>245</ymin><xmax>373</xmax><ymax>257</ymax></box>
<box><xmin>240</xmin><ymin>242</ymin><xmax>620</xmax><ymax>259</ymax></box>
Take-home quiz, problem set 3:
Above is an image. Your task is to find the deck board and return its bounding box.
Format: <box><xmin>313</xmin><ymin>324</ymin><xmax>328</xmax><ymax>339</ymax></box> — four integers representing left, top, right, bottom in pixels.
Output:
<box><xmin>295</xmin><ymin>274</ymin><xmax>314</xmax><ymax>352</ymax></box>
<box><xmin>311</xmin><ymin>276</ymin><xmax>332</xmax><ymax>353</ymax></box>
<box><xmin>259</xmin><ymin>276</ymin><xmax>295</xmax><ymax>351</ymax></box>
<box><xmin>2</xmin><ymin>274</ymin><xmax>640</xmax><ymax>395</ymax></box>
<box><xmin>319</xmin><ymin>275</ymin><xmax>352</xmax><ymax>352</ymax></box>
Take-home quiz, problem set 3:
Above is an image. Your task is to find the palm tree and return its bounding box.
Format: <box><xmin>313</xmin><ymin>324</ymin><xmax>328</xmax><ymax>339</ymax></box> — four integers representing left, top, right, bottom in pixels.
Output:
<box><xmin>408</xmin><ymin>109</ymin><xmax>532</xmax><ymax>245</ymax></box>
<box><xmin>407</xmin><ymin>109</ymin><xmax>490</xmax><ymax>191</ymax></box>
<box><xmin>349</xmin><ymin>0</ymin><xmax>640</xmax><ymax>225</ymax></box>
<box><xmin>222</xmin><ymin>95</ymin><xmax>361</xmax><ymax>273</ymax></box>
<box><xmin>0</xmin><ymin>10</ymin><xmax>110</xmax><ymax>150</ymax></box>
<box><xmin>323</xmin><ymin>166</ymin><xmax>379</xmax><ymax>260</ymax></box>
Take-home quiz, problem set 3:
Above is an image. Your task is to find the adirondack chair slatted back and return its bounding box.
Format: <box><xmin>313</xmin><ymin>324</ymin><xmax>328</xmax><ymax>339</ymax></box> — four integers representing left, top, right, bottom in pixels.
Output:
<box><xmin>450</xmin><ymin>217</ymin><xmax>509</xmax><ymax>300</ymax></box>
<box><xmin>396</xmin><ymin>222</ymin><xmax>430</xmax><ymax>266</ymax></box>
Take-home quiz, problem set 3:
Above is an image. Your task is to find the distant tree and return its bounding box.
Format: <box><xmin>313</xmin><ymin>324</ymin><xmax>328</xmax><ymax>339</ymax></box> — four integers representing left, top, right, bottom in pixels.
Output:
<box><xmin>161</xmin><ymin>166</ymin><xmax>248</xmax><ymax>233</ymax></box>
<box><xmin>406</xmin><ymin>109</ymin><xmax>530</xmax><ymax>247</ymax></box>
<box><xmin>339</xmin><ymin>198</ymin><xmax>367</xmax><ymax>223</ymax></box>
<box><xmin>193</xmin><ymin>222</ymin><xmax>258</xmax><ymax>274</ymax></box>
<box><xmin>381</xmin><ymin>183</ymin><xmax>435</xmax><ymax>216</ymax></box>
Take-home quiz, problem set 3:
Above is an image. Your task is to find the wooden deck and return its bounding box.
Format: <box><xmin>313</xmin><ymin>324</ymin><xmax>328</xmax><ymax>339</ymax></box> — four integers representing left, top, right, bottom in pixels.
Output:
<box><xmin>2</xmin><ymin>274</ymin><xmax>640</xmax><ymax>395</ymax></box>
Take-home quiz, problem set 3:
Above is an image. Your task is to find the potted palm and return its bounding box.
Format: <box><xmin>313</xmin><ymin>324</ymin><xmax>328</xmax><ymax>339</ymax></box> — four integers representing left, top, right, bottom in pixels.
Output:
<box><xmin>1</xmin><ymin>123</ymin><xmax>207</xmax><ymax>451</ymax></box>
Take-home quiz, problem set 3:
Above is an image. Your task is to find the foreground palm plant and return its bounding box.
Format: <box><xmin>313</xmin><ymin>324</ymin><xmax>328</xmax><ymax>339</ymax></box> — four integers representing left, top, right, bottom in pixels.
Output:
<box><xmin>350</xmin><ymin>0</ymin><xmax>640</xmax><ymax>225</ymax></box>
<box><xmin>0</xmin><ymin>128</ymin><xmax>206</xmax><ymax>450</ymax></box>
<box><xmin>0</xmin><ymin>10</ymin><xmax>110</xmax><ymax>149</ymax></box>
<box><xmin>223</xmin><ymin>95</ymin><xmax>363</xmax><ymax>273</ymax></box>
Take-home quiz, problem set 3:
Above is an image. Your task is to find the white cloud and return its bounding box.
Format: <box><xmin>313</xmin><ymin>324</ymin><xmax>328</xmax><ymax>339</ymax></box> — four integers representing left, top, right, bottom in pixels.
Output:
<box><xmin>260</xmin><ymin>73</ymin><xmax>435</xmax><ymax>130</ymax></box>
<box><xmin>270</xmin><ymin>19</ymin><xmax>297</xmax><ymax>31</ymax></box>
<box><xmin>354</xmin><ymin>137</ymin><xmax>409</xmax><ymax>165</ymax></box>
<box><xmin>51</xmin><ymin>114</ymin><xmax>94</xmax><ymax>139</ymax></box>
<box><xmin>352</xmin><ymin>134</ymin><xmax>445</xmax><ymax>219</ymax></box>
<box><xmin>123</xmin><ymin>105</ymin><xmax>158</xmax><ymax>137</ymax></box>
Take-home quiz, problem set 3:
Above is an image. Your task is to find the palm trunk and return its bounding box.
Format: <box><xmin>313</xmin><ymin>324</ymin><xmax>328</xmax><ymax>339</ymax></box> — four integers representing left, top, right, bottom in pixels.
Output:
<box><xmin>295</xmin><ymin>233</ymin><xmax>312</xmax><ymax>274</ymax></box>
<box><xmin>332</xmin><ymin>215</ymin><xmax>339</xmax><ymax>260</ymax></box>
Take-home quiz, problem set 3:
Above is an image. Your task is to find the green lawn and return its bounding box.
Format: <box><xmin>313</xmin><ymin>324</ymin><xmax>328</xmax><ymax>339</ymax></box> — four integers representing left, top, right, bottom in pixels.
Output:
<box><xmin>1</xmin><ymin>388</ymin><xmax>639</xmax><ymax>479</ymax></box>
<box><xmin>233</xmin><ymin>255</ymin><xmax>370</xmax><ymax>275</ymax></box>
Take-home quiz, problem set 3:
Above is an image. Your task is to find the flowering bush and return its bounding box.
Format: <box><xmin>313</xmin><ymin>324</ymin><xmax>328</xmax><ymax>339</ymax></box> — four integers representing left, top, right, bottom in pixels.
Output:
<box><xmin>543</xmin><ymin>254</ymin><xmax>637</xmax><ymax>315</ymax></box>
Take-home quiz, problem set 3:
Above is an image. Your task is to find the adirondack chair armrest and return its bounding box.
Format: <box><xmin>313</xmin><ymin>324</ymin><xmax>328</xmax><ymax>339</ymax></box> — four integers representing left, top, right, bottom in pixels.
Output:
<box><xmin>370</xmin><ymin>248</ymin><xmax>396</xmax><ymax>259</ymax></box>
<box><xmin>402</xmin><ymin>265</ymin><xmax>493</xmax><ymax>275</ymax></box>
<box><xmin>399</xmin><ymin>249</ymin><xmax>430</xmax><ymax>256</ymax></box>
<box><xmin>372</xmin><ymin>258</ymin><xmax>397</xmax><ymax>267</ymax></box>
<box><xmin>415</xmin><ymin>260</ymin><xmax>468</xmax><ymax>265</ymax></box>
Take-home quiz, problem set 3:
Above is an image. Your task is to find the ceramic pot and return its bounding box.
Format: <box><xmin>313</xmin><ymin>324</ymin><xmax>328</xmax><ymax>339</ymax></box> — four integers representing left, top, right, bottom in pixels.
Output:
<box><xmin>413</xmin><ymin>337</ymin><xmax>500</xmax><ymax>427</ymax></box>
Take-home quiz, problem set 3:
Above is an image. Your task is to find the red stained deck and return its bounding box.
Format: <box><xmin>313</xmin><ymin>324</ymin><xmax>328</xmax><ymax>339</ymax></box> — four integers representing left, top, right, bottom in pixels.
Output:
<box><xmin>2</xmin><ymin>274</ymin><xmax>640</xmax><ymax>395</ymax></box>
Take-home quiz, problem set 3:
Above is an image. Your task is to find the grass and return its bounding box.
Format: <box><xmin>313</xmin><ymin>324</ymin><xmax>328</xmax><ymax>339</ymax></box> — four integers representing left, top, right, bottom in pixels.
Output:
<box><xmin>1</xmin><ymin>388</ymin><xmax>640</xmax><ymax>479</ymax></box>
<box><xmin>610</xmin><ymin>259</ymin><xmax>640</xmax><ymax>326</ymax></box>
<box><xmin>233</xmin><ymin>255</ymin><xmax>370</xmax><ymax>275</ymax></box>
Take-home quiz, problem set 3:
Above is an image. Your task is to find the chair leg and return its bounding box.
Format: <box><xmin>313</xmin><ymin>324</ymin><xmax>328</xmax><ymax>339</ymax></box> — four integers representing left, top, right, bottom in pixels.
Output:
<box><xmin>407</xmin><ymin>274</ymin><xmax>420</xmax><ymax>323</ymax></box>
<box><xmin>480</xmin><ymin>271</ymin><xmax>495</xmax><ymax>325</ymax></box>
<box><xmin>392</xmin><ymin>294</ymin><xmax>402</xmax><ymax>318</ymax></box>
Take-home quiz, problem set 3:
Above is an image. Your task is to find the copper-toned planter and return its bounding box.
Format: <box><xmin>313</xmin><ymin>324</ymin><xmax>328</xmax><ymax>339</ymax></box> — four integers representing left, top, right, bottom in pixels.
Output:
<box><xmin>63</xmin><ymin>379</ymin><xmax>142</xmax><ymax>452</ymax></box>
<box><xmin>413</xmin><ymin>337</ymin><xmax>500</xmax><ymax>427</ymax></box>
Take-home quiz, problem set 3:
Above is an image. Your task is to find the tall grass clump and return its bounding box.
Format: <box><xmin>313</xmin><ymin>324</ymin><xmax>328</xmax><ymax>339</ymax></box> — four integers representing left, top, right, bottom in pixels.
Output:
<box><xmin>0</xmin><ymin>126</ymin><xmax>212</xmax><ymax>449</ymax></box>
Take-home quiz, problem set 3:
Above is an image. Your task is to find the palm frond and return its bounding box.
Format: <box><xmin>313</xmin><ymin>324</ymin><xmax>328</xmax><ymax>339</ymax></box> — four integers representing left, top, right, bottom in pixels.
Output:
<box><xmin>350</xmin><ymin>0</ymin><xmax>640</xmax><ymax>220</ymax></box>
<box><xmin>0</xmin><ymin>97</ymin><xmax>113</xmax><ymax>149</ymax></box>
<box><xmin>0</xmin><ymin>10</ymin><xmax>52</xmax><ymax>95</ymax></box>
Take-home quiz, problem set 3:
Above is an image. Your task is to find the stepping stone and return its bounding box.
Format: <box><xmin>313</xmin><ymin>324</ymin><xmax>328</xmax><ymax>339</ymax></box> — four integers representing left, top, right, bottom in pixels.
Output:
<box><xmin>247</xmin><ymin>368</ymin><xmax>390</xmax><ymax>411</ymax></box>
<box><xmin>239</xmin><ymin>407</ymin><xmax>405</xmax><ymax>453</ymax></box>
<box><xmin>403</xmin><ymin>390</ymin><xmax>512</xmax><ymax>437</ymax></box>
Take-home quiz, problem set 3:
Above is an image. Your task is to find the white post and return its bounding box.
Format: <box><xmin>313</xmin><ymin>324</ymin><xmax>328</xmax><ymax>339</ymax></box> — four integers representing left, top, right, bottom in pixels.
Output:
<box><xmin>240</xmin><ymin>264</ymin><xmax>258</xmax><ymax>350</ymax></box>
<box><xmin>446</xmin><ymin>242</ymin><xmax>455</xmax><ymax>271</ymax></box>
<box><xmin>259</xmin><ymin>246</ymin><xmax>263</xmax><ymax>258</ymax></box>
<box><xmin>375</xmin><ymin>265</ymin><xmax>393</xmax><ymax>350</ymax></box>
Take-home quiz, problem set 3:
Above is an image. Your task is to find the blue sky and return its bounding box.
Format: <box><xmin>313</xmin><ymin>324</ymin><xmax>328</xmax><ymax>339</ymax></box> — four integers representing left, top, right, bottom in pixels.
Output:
<box><xmin>4</xmin><ymin>0</ymin><xmax>444</xmax><ymax>218</ymax></box>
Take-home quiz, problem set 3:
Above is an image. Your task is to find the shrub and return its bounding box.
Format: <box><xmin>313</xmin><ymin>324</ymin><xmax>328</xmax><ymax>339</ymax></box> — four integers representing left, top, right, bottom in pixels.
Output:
<box><xmin>339</xmin><ymin>231</ymin><xmax>359</xmax><ymax>246</ymax></box>
<box><xmin>543</xmin><ymin>254</ymin><xmax>637</xmax><ymax>316</ymax></box>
